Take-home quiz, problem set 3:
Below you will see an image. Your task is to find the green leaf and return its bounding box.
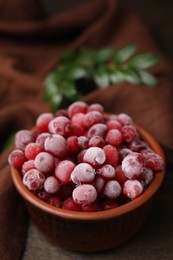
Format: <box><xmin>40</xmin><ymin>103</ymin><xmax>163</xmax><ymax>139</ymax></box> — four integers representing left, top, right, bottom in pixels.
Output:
<box><xmin>69</xmin><ymin>68</ymin><xmax>87</xmax><ymax>80</ymax></box>
<box><xmin>128</xmin><ymin>53</ymin><xmax>159</xmax><ymax>69</ymax></box>
<box><xmin>93</xmin><ymin>47</ymin><xmax>115</xmax><ymax>63</ymax></box>
<box><xmin>93</xmin><ymin>66</ymin><xmax>110</xmax><ymax>88</ymax></box>
<box><xmin>51</xmin><ymin>94</ymin><xmax>63</xmax><ymax>112</ymax></box>
<box><xmin>109</xmin><ymin>70</ymin><xmax>126</xmax><ymax>84</ymax></box>
<box><xmin>139</xmin><ymin>70</ymin><xmax>158</xmax><ymax>86</ymax></box>
<box><xmin>124</xmin><ymin>69</ymin><xmax>141</xmax><ymax>85</ymax></box>
<box><xmin>60</xmin><ymin>81</ymin><xmax>77</xmax><ymax>98</ymax></box>
<box><xmin>114</xmin><ymin>44</ymin><xmax>137</xmax><ymax>64</ymax></box>
<box><xmin>59</xmin><ymin>50</ymin><xmax>77</xmax><ymax>62</ymax></box>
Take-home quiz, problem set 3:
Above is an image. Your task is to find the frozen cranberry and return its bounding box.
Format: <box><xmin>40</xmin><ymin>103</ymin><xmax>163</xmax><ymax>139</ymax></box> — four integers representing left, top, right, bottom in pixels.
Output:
<box><xmin>106</xmin><ymin>120</ymin><xmax>122</xmax><ymax>131</ymax></box>
<box><xmin>68</xmin><ymin>101</ymin><xmax>88</xmax><ymax>118</ymax></box>
<box><xmin>115</xmin><ymin>165</ymin><xmax>128</xmax><ymax>184</ymax></box>
<box><xmin>83</xmin><ymin>147</ymin><xmax>106</xmax><ymax>167</ymax></box>
<box><xmin>82</xmin><ymin>200</ymin><xmax>101</xmax><ymax>212</ymax></box>
<box><xmin>93</xmin><ymin>175</ymin><xmax>105</xmax><ymax>195</ymax></box>
<box><xmin>105</xmin><ymin>129</ymin><xmax>123</xmax><ymax>147</ymax></box>
<box><xmin>103</xmin><ymin>145</ymin><xmax>119</xmax><ymax>166</ymax></box>
<box><xmin>87</xmin><ymin>123</ymin><xmax>107</xmax><ymax>138</ymax></box>
<box><xmin>55</xmin><ymin>109</ymin><xmax>68</xmax><ymax>117</ymax></box>
<box><xmin>62</xmin><ymin>197</ymin><xmax>82</xmax><ymax>211</ymax></box>
<box><xmin>87</xmin><ymin>103</ymin><xmax>104</xmax><ymax>113</ymax></box>
<box><xmin>48</xmin><ymin>116</ymin><xmax>71</xmax><ymax>137</ymax></box>
<box><xmin>117</xmin><ymin>113</ymin><xmax>133</xmax><ymax>126</ymax></box>
<box><xmin>36</xmin><ymin>112</ymin><xmax>54</xmax><ymax>132</ymax></box>
<box><xmin>83</xmin><ymin>111</ymin><xmax>103</xmax><ymax>129</ymax></box>
<box><xmin>140</xmin><ymin>168</ymin><xmax>154</xmax><ymax>186</ymax></box>
<box><xmin>88</xmin><ymin>135</ymin><xmax>105</xmax><ymax>148</ymax></box>
<box><xmin>129</xmin><ymin>140</ymin><xmax>148</xmax><ymax>152</ymax></box>
<box><xmin>122</xmin><ymin>152</ymin><xmax>144</xmax><ymax>179</ymax></box>
<box><xmin>118</xmin><ymin>147</ymin><xmax>132</xmax><ymax>161</ymax></box>
<box><xmin>24</xmin><ymin>142</ymin><xmax>43</xmax><ymax>160</ymax></box>
<box><xmin>44</xmin><ymin>134</ymin><xmax>67</xmax><ymax>158</ymax></box>
<box><xmin>71</xmin><ymin>113</ymin><xmax>85</xmax><ymax>126</ymax></box>
<box><xmin>35</xmin><ymin>132</ymin><xmax>51</xmax><ymax>149</ymax></box>
<box><xmin>77</xmin><ymin>149</ymin><xmax>87</xmax><ymax>163</ymax></box>
<box><xmin>101</xmin><ymin>198</ymin><xmax>119</xmax><ymax>210</ymax></box>
<box><xmin>70</xmin><ymin>124</ymin><xmax>84</xmax><ymax>136</ymax></box>
<box><xmin>71</xmin><ymin>163</ymin><xmax>95</xmax><ymax>184</ymax></box>
<box><xmin>35</xmin><ymin>151</ymin><xmax>55</xmax><ymax>174</ymax></box>
<box><xmin>23</xmin><ymin>169</ymin><xmax>45</xmax><ymax>191</ymax></box>
<box><xmin>97</xmin><ymin>164</ymin><xmax>116</xmax><ymax>180</ymax></box>
<box><xmin>48</xmin><ymin>195</ymin><xmax>62</xmax><ymax>207</ymax></box>
<box><xmin>103</xmin><ymin>180</ymin><xmax>121</xmax><ymax>199</ymax></box>
<box><xmin>77</xmin><ymin>136</ymin><xmax>89</xmax><ymax>150</ymax></box>
<box><xmin>123</xmin><ymin>180</ymin><xmax>143</xmax><ymax>200</ymax></box>
<box><xmin>72</xmin><ymin>184</ymin><xmax>97</xmax><ymax>205</ymax></box>
<box><xmin>67</xmin><ymin>136</ymin><xmax>79</xmax><ymax>154</ymax></box>
<box><xmin>22</xmin><ymin>159</ymin><xmax>35</xmax><ymax>175</ymax></box>
<box><xmin>121</xmin><ymin>125</ymin><xmax>137</xmax><ymax>143</ymax></box>
<box><xmin>15</xmin><ymin>130</ymin><xmax>34</xmax><ymax>150</ymax></box>
<box><xmin>143</xmin><ymin>152</ymin><xmax>164</xmax><ymax>172</ymax></box>
<box><xmin>44</xmin><ymin>176</ymin><xmax>60</xmax><ymax>194</ymax></box>
<box><xmin>36</xmin><ymin>189</ymin><xmax>51</xmax><ymax>202</ymax></box>
<box><xmin>8</xmin><ymin>149</ymin><xmax>26</xmax><ymax>168</ymax></box>
<box><xmin>55</xmin><ymin>160</ymin><xmax>76</xmax><ymax>184</ymax></box>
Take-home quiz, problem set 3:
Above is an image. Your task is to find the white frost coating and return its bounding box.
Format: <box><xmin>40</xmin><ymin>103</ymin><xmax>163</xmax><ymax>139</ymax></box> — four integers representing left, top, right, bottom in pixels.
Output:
<box><xmin>72</xmin><ymin>184</ymin><xmax>97</xmax><ymax>205</ymax></box>
<box><xmin>103</xmin><ymin>180</ymin><xmax>121</xmax><ymax>199</ymax></box>
<box><xmin>71</xmin><ymin>163</ymin><xmax>95</xmax><ymax>184</ymax></box>
<box><xmin>123</xmin><ymin>180</ymin><xmax>143</xmax><ymax>200</ymax></box>
<box><xmin>83</xmin><ymin>147</ymin><xmax>106</xmax><ymax>166</ymax></box>
<box><xmin>122</xmin><ymin>152</ymin><xmax>143</xmax><ymax>179</ymax></box>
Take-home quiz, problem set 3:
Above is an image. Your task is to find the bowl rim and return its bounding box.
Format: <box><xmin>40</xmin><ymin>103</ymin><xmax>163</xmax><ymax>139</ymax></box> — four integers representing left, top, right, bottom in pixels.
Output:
<box><xmin>10</xmin><ymin>124</ymin><xmax>165</xmax><ymax>221</ymax></box>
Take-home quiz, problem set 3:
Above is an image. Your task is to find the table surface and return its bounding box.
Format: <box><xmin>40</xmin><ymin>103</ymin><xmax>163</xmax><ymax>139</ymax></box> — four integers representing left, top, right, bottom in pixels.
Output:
<box><xmin>22</xmin><ymin>1</ymin><xmax>173</xmax><ymax>259</ymax></box>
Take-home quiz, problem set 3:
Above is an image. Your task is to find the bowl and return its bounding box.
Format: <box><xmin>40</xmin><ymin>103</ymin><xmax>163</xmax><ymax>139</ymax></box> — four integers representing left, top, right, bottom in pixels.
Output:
<box><xmin>10</xmin><ymin>124</ymin><xmax>165</xmax><ymax>252</ymax></box>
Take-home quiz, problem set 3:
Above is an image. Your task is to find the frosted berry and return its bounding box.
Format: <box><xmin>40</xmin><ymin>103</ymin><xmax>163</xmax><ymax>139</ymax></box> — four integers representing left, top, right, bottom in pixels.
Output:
<box><xmin>62</xmin><ymin>197</ymin><xmax>82</xmax><ymax>211</ymax></box>
<box><xmin>93</xmin><ymin>175</ymin><xmax>105</xmax><ymax>195</ymax></box>
<box><xmin>36</xmin><ymin>112</ymin><xmax>54</xmax><ymax>132</ymax></box>
<box><xmin>87</xmin><ymin>103</ymin><xmax>104</xmax><ymax>113</ymax></box>
<box><xmin>103</xmin><ymin>180</ymin><xmax>121</xmax><ymax>199</ymax></box>
<box><xmin>71</xmin><ymin>163</ymin><xmax>95</xmax><ymax>184</ymax></box>
<box><xmin>140</xmin><ymin>168</ymin><xmax>154</xmax><ymax>186</ymax></box>
<box><xmin>24</xmin><ymin>142</ymin><xmax>43</xmax><ymax>160</ymax></box>
<box><xmin>123</xmin><ymin>180</ymin><xmax>143</xmax><ymax>200</ymax></box>
<box><xmin>22</xmin><ymin>159</ymin><xmax>35</xmax><ymax>175</ymax></box>
<box><xmin>122</xmin><ymin>152</ymin><xmax>144</xmax><ymax>179</ymax></box>
<box><xmin>121</xmin><ymin>125</ymin><xmax>137</xmax><ymax>143</ymax></box>
<box><xmin>23</xmin><ymin>169</ymin><xmax>45</xmax><ymax>191</ymax></box>
<box><xmin>44</xmin><ymin>176</ymin><xmax>60</xmax><ymax>194</ymax></box>
<box><xmin>67</xmin><ymin>136</ymin><xmax>79</xmax><ymax>154</ymax></box>
<box><xmin>117</xmin><ymin>113</ymin><xmax>133</xmax><ymax>126</ymax></box>
<box><xmin>83</xmin><ymin>111</ymin><xmax>103</xmax><ymax>129</ymax></box>
<box><xmin>83</xmin><ymin>147</ymin><xmax>106</xmax><ymax>167</ymax></box>
<box><xmin>35</xmin><ymin>132</ymin><xmax>51</xmax><ymax>149</ymax></box>
<box><xmin>55</xmin><ymin>160</ymin><xmax>76</xmax><ymax>184</ymax></box>
<box><xmin>106</xmin><ymin>120</ymin><xmax>122</xmax><ymax>131</ymax></box>
<box><xmin>44</xmin><ymin>134</ymin><xmax>67</xmax><ymax>158</ymax></box>
<box><xmin>105</xmin><ymin>129</ymin><xmax>123</xmax><ymax>147</ymax></box>
<box><xmin>97</xmin><ymin>164</ymin><xmax>116</xmax><ymax>180</ymax></box>
<box><xmin>15</xmin><ymin>130</ymin><xmax>34</xmax><ymax>150</ymax></box>
<box><xmin>87</xmin><ymin>123</ymin><xmax>107</xmax><ymax>138</ymax></box>
<box><xmin>8</xmin><ymin>149</ymin><xmax>26</xmax><ymax>168</ymax></box>
<box><xmin>35</xmin><ymin>152</ymin><xmax>55</xmax><ymax>174</ymax></box>
<box><xmin>72</xmin><ymin>184</ymin><xmax>97</xmax><ymax>205</ymax></box>
<box><xmin>48</xmin><ymin>116</ymin><xmax>71</xmax><ymax>137</ymax></box>
<box><xmin>48</xmin><ymin>195</ymin><xmax>62</xmax><ymax>208</ymax></box>
<box><xmin>68</xmin><ymin>101</ymin><xmax>88</xmax><ymax>118</ymax></box>
<box><xmin>103</xmin><ymin>145</ymin><xmax>119</xmax><ymax>166</ymax></box>
<box><xmin>88</xmin><ymin>135</ymin><xmax>105</xmax><ymax>148</ymax></box>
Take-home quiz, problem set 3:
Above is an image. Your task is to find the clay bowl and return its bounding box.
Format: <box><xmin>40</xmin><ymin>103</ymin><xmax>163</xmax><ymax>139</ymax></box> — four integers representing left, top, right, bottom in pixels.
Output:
<box><xmin>10</xmin><ymin>124</ymin><xmax>165</xmax><ymax>252</ymax></box>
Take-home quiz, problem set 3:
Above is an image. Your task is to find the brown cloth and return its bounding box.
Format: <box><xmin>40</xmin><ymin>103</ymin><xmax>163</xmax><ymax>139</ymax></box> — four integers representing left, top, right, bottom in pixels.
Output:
<box><xmin>0</xmin><ymin>0</ymin><xmax>173</xmax><ymax>259</ymax></box>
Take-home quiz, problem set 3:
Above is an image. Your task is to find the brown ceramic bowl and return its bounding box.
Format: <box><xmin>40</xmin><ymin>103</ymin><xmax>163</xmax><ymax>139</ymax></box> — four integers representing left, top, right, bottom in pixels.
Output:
<box><xmin>10</xmin><ymin>124</ymin><xmax>165</xmax><ymax>252</ymax></box>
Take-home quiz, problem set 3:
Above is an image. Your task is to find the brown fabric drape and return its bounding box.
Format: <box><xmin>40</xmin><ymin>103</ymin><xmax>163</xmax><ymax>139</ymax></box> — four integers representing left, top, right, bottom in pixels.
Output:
<box><xmin>0</xmin><ymin>0</ymin><xmax>172</xmax><ymax>259</ymax></box>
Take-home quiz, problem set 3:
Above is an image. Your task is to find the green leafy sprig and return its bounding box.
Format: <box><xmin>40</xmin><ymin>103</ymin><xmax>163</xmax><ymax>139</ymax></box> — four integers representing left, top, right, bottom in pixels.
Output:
<box><xmin>44</xmin><ymin>44</ymin><xmax>159</xmax><ymax>112</ymax></box>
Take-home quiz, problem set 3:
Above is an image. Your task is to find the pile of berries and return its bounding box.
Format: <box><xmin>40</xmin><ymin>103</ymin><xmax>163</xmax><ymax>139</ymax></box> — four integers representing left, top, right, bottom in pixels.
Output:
<box><xmin>8</xmin><ymin>101</ymin><xmax>164</xmax><ymax>212</ymax></box>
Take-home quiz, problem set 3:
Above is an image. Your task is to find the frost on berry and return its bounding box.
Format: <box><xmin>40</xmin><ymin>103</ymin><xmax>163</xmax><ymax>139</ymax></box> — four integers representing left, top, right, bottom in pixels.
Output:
<box><xmin>24</xmin><ymin>142</ymin><xmax>43</xmax><ymax>160</ymax></box>
<box><xmin>83</xmin><ymin>147</ymin><xmax>106</xmax><ymax>167</ymax></box>
<box><xmin>8</xmin><ymin>149</ymin><xmax>26</xmax><ymax>168</ymax></box>
<box><xmin>97</xmin><ymin>164</ymin><xmax>116</xmax><ymax>180</ymax></box>
<box><xmin>87</xmin><ymin>103</ymin><xmax>104</xmax><ymax>113</ymax></box>
<box><xmin>35</xmin><ymin>152</ymin><xmax>55</xmax><ymax>174</ymax></box>
<box><xmin>22</xmin><ymin>159</ymin><xmax>35</xmax><ymax>175</ymax></box>
<box><xmin>103</xmin><ymin>180</ymin><xmax>122</xmax><ymax>200</ymax></box>
<box><xmin>121</xmin><ymin>125</ymin><xmax>137</xmax><ymax>143</ymax></box>
<box><xmin>87</xmin><ymin>123</ymin><xmax>107</xmax><ymax>138</ymax></box>
<box><xmin>105</xmin><ymin>129</ymin><xmax>123</xmax><ymax>147</ymax></box>
<box><xmin>44</xmin><ymin>134</ymin><xmax>67</xmax><ymax>158</ymax></box>
<box><xmin>55</xmin><ymin>160</ymin><xmax>76</xmax><ymax>184</ymax></box>
<box><xmin>68</xmin><ymin>101</ymin><xmax>88</xmax><ymax>118</ymax></box>
<box><xmin>83</xmin><ymin>111</ymin><xmax>103</xmax><ymax>129</ymax></box>
<box><xmin>23</xmin><ymin>169</ymin><xmax>45</xmax><ymax>191</ymax></box>
<box><xmin>117</xmin><ymin>113</ymin><xmax>133</xmax><ymax>126</ymax></box>
<box><xmin>72</xmin><ymin>184</ymin><xmax>97</xmax><ymax>205</ymax></box>
<box><xmin>122</xmin><ymin>152</ymin><xmax>144</xmax><ymax>179</ymax></box>
<box><xmin>123</xmin><ymin>180</ymin><xmax>143</xmax><ymax>200</ymax></box>
<box><xmin>35</xmin><ymin>132</ymin><xmax>51</xmax><ymax>149</ymax></box>
<box><xmin>36</xmin><ymin>112</ymin><xmax>54</xmax><ymax>132</ymax></box>
<box><xmin>48</xmin><ymin>116</ymin><xmax>71</xmax><ymax>137</ymax></box>
<box><xmin>71</xmin><ymin>163</ymin><xmax>95</xmax><ymax>184</ymax></box>
<box><xmin>15</xmin><ymin>130</ymin><xmax>34</xmax><ymax>150</ymax></box>
<box><xmin>44</xmin><ymin>176</ymin><xmax>60</xmax><ymax>194</ymax></box>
